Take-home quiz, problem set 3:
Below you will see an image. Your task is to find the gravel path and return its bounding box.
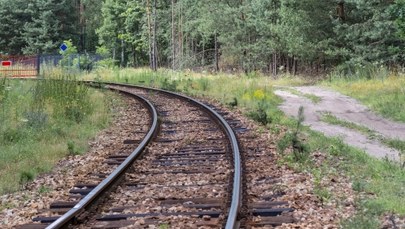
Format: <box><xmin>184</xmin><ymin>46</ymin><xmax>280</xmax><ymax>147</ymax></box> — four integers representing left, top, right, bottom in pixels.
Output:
<box><xmin>274</xmin><ymin>86</ymin><xmax>405</xmax><ymax>161</ymax></box>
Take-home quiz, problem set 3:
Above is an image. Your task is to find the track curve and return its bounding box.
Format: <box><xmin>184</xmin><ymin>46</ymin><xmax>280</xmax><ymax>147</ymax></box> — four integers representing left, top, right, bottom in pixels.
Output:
<box><xmin>16</xmin><ymin>82</ymin><xmax>242</xmax><ymax>229</ymax></box>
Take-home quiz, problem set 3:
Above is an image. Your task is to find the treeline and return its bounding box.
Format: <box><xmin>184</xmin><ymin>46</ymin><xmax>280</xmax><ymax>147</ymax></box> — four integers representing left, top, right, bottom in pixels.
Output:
<box><xmin>0</xmin><ymin>0</ymin><xmax>404</xmax><ymax>74</ymax></box>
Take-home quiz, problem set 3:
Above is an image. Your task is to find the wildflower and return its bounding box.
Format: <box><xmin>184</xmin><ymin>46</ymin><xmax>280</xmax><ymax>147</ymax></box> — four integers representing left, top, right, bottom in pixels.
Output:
<box><xmin>253</xmin><ymin>89</ymin><xmax>265</xmax><ymax>100</ymax></box>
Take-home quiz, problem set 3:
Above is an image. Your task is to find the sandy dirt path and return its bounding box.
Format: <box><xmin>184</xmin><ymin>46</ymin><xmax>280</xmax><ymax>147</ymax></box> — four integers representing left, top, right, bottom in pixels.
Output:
<box><xmin>274</xmin><ymin>86</ymin><xmax>405</xmax><ymax>161</ymax></box>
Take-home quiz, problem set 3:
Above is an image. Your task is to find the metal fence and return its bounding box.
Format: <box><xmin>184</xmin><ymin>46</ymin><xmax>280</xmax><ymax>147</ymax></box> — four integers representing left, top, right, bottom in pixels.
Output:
<box><xmin>0</xmin><ymin>55</ymin><xmax>39</xmax><ymax>77</ymax></box>
<box><xmin>0</xmin><ymin>54</ymin><xmax>104</xmax><ymax>77</ymax></box>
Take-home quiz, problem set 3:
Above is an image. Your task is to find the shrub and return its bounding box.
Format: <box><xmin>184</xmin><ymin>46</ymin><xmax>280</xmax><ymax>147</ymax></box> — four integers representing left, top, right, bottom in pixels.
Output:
<box><xmin>19</xmin><ymin>170</ymin><xmax>34</xmax><ymax>185</ymax></box>
<box><xmin>67</xmin><ymin>140</ymin><xmax>80</xmax><ymax>156</ymax></box>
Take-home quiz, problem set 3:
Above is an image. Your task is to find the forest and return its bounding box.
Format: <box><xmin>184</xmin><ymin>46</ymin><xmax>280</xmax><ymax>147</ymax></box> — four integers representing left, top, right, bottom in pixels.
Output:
<box><xmin>0</xmin><ymin>0</ymin><xmax>404</xmax><ymax>75</ymax></box>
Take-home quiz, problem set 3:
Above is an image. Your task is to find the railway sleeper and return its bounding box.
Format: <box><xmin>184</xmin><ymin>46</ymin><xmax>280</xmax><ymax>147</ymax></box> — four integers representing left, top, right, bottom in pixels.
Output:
<box><xmin>96</xmin><ymin>211</ymin><xmax>223</xmax><ymax>221</ymax></box>
<box><xmin>91</xmin><ymin>218</ymin><xmax>219</xmax><ymax>228</ymax></box>
<box><xmin>15</xmin><ymin>223</ymin><xmax>50</xmax><ymax>229</ymax></box>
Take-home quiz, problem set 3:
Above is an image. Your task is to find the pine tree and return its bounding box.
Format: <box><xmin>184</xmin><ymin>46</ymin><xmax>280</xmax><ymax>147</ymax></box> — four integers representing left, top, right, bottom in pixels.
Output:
<box><xmin>22</xmin><ymin>0</ymin><xmax>78</xmax><ymax>54</ymax></box>
<box><xmin>0</xmin><ymin>0</ymin><xmax>30</xmax><ymax>55</ymax></box>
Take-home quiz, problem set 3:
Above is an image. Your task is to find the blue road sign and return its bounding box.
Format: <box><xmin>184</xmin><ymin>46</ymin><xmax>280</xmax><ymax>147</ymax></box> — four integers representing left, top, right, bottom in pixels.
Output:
<box><xmin>60</xmin><ymin>43</ymin><xmax>68</xmax><ymax>52</ymax></box>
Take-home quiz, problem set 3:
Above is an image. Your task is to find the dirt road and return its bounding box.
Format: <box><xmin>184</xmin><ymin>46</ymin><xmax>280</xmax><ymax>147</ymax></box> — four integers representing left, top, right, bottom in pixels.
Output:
<box><xmin>274</xmin><ymin>86</ymin><xmax>405</xmax><ymax>161</ymax></box>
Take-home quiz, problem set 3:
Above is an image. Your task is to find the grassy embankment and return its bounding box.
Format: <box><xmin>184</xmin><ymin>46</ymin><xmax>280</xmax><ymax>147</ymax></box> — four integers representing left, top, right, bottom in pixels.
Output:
<box><xmin>84</xmin><ymin>67</ymin><xmax>405</xmax><ymax>228</ymax></box>
<box><xmin>0</xmin><ymin>75</ymin><xmax>115</xmax><ymax>195</ymax></box>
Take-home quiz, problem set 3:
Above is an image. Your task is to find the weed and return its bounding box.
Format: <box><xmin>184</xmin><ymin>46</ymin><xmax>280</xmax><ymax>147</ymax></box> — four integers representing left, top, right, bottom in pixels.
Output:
<box><xmin>67</xmin><ymin>141</ymin><xmax>80</xmax><ymax>156</ymax></box>
<box><xmin>277</xmin><ymin>132</ymin><xmax>293</xmax><ymax>153</ymax></box>
<box><xmin>161</xmin><ymin>78</ymin><xmax>178</xmax><ymax>91</ymax></box>
<box><xmin>0</xmin><ymin>80</ymin><xmax>112</xmax><ymax>194</ymax></box>
<box><xmin>314</xmin><ymin>186</ymin><xmax>332</xmax><ymax>203</ymax></box>
<box><xmin>0</xmin><ymin>202</ymin><xmax>15</xmax><ymax>211</ymax></box>
<box><xmin>226</xmin><ymin>97</ymin><xmax>238</xmax><ymax>108</ymax></box>
<box><xmin>341</xmin><ymin>213</ymin><xmax>379</xmax><ymax>229</ymax></box>
<box><xmin>321</xmin><ymin>112</ymin><xmax>405</xmax><ymax>158</ymax></box>
<box><xmin>19</xmin><ymin>170</ymin><xmax>34</xmax><ymax>185</ymax></box>
<box><xmin>352</xmin><ymin>179</ymin><xmax>366</xmax><ymax>192</ymax></box>
<box><xmin>311</xmin><ymin>169</ymin><xmax>332</xmax><ymax>203</ymax></box>
<box><xmin>303</xmin><ymin>93</ymin><xmax>321</xmax><ymax>104</ymax></box>
<box><xmin>321</xmin><ymin>112</ymin><xmax>371</xmax><ymax>135</ymax></box>
<box><xmin>291</xmin><ymin>106</ymin><xmax>309</xmax><ymax>162</ymax></box>
<box><xmin>277</xmin><ymin>107</ymin><xmax>309</xmax><ymax>162</ymax></box>
<box><xmin>197</xmin><ymin>78</ymin><xmax>209</xmax><ymax>91</ymax></box>
<box><xmin>248</xmin><ymin>106</ymin><xmax>268</xmax><ymax>125</ymax></box>
<box><xmin>38</xmin><ymin>185</ymin><xmax>52</xmax><ymax>194</ymax></box>
<box><xmin>158</xmin><ymin>224</ymin><xmax>170</xmax><ymax>229</ymax></box>
<box><xmin>0</xmin><ymin>77</ymin><xmax>9</xmax><ymax>101</ymax></box>
<box><xmin>2</xmin><ymin>128</ymin><xmax>25</xmax><ymax>144</ymax></box>
<box><xmin>279</xmin><ymin>87</ymin><xmax>321</xmax><ymax>104</ymax></box>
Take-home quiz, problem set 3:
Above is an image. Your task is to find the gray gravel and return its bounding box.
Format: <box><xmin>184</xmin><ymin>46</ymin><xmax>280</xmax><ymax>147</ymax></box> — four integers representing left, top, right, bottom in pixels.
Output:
<box><xmin>274</xmin><ymin>86</ymin><xmax>405</xmax><ymax>161</ymax></box>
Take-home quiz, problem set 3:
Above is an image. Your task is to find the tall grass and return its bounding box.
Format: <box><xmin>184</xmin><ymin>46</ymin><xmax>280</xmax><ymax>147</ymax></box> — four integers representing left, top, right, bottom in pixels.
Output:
<box><xmin>84</xmin><ymin>68</ymin><xmax>287</xmax><ymax>125</ymax></box>
<box><xmin>326</xmin><ymin>67</ymin><xmax>405</xmax><ymax>122</ymax></box>
<box><xmin>0</xmin><ymin>76</ymin><xmax>113</xmax><ymax>194</ymax></box>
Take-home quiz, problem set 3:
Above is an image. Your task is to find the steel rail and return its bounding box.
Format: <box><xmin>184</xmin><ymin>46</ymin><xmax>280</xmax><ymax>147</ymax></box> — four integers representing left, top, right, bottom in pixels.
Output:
<box><xmin>100</xmin><ymin>82</ymin><xmax>242</xmax><ymax>229</ymax></box>
<box><xmin>46</xmin><ymin>89</ymin><xmax>159</xmax><ymax>229</ymax></box>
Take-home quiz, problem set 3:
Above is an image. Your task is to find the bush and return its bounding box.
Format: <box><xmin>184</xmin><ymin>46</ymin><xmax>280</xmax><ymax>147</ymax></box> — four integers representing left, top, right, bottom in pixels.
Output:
<box><xmin>19</xmin><ymin>170</ymin><xmax>34</xmax><ymax>185</ymax></box>
<box><xmin>67</xmin><ymin>140</ymin><xmax>80</xmax><ymax>156</ymax></box>
<box><xmin>248</xmin><ymin>106</ymin><xmax>268</xmax><ymax>125</ymax></box>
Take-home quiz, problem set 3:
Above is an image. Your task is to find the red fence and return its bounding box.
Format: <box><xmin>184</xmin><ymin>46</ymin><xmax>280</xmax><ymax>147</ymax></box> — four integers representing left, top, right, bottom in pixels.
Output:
<box><xmin>0</xmin><ymin>55</ymin><xmax>39</xmax><ymax>77</ymax></box>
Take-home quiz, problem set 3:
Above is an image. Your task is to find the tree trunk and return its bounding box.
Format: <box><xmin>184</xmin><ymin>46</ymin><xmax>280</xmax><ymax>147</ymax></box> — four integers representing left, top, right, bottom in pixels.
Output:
<box><xmin>337</xmin><ymin>1</ymin><xmax>345</xmax><ymax>21</ymax></box>
<box><xmin>178</xmin><ymin>1</ymin><xmax>183</xmax><ymax>69</ymax></box>
<box><xmin>293</xmin><ymin>58</ymin><xmax>297</xmax><ymax>75</ymax></box>
<box><xmin>121</xmin><ymin>39</ymin><xmax>125</xmax><ymax>67</ymax></box>
<box><xmin>146</xmin><ymin>0</ymin><xmax>153</xmax><ymax>69</ymax></box>
<box><xmin>152</xmin><ymin>0</ymin><xmax>158</xmax><ymax>71</ymax></box>
<box><xmin>133</xmin><ymin>46</ymin><xmax>136</xmax><ymax>67</ymax></box>
<box><xmin>214</xmin><ymin>32</ymin><xmax>219</xmax><ymax>72</ymax></box>
<box><xmin>272</xmin><ymin>53</ymin><xmax>277</xmax><ymax>76</ymax></box>
<box><xmin>171</xmin><ymin>0</ymin><xmax>175</xmax><ymax>70</ymax></box>
<box><xmin>202</xmin><ymin>43</ymin><xmax>205</xmax><ymax>66</ymax></box>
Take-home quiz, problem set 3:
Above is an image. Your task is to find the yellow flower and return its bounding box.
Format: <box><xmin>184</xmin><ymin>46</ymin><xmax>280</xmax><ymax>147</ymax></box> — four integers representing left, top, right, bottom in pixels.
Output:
<box><xmin>242</xmin><ymin>93</ymin><xmax>250</xmax><ymax>101</ymax></box>
<box><xmin>253</xmin><ymin>89</ymin><xmax>265</xmax><ymax>100</ymax></box>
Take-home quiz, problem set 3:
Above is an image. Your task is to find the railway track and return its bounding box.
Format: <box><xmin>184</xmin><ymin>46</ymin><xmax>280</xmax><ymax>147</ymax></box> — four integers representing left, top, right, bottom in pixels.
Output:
<box><xmin>15</xmin><ymin>82</ymin><xmax>294</xmax><ymax>228</ymax></box>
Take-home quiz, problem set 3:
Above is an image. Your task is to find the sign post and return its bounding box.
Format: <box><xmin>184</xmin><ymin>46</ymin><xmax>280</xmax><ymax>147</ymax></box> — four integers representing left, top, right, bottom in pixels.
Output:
<box><xmin>60</xmin><ymin>43</ymin><xmax>68</xmax><ymax>52</ymax></box>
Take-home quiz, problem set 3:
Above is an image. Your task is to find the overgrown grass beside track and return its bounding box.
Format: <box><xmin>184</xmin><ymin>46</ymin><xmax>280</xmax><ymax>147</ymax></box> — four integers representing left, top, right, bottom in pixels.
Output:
<box><xmin>0</xmin><ymin>76</ymin><xmax>114</xmax><ymax>195</ymax></box>
<box><xmin>84</xmin><ymin>67</ymin><xmax>405</xmax><ymax>228</ymax></box>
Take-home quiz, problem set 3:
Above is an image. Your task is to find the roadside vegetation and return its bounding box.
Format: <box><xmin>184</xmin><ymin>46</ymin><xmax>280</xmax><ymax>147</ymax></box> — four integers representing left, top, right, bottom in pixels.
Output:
<box><xmin>324</xmin><ymin>71</ymin><xmax>405</xmax><ymax>122</ymax></box>
<box><xmin>0</xmin><ymin>75</ymin><xmax>115</xmax><ymax>195</ymax></box>
<box><xmin>320</xmin><ymin>112</ymin><xmax>405</xmax><ymax>158</ymax></box>
<box><xmin>84</xmin><ymin>67</ymin><xmax>405</xmax><ymax>228</ymax></box>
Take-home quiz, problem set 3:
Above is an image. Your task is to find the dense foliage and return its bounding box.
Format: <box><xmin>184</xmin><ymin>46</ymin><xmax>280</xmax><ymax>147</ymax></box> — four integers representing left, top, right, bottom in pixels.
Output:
<box><xmin>0</xmin><ymin>0</ymin><xmax>404</xmax><ymax>73</ymax></box>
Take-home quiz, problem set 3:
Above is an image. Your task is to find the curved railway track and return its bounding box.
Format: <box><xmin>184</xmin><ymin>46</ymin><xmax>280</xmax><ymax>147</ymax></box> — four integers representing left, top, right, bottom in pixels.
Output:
<box><xmin>16</xmin><ymin>83</ymin><xmax>242</xmax><ymax>228</ymax></box>
<box><xmin>15</xmin><ymin>82</ymin><xmax>295</xmax><ymax>229</ymax></box>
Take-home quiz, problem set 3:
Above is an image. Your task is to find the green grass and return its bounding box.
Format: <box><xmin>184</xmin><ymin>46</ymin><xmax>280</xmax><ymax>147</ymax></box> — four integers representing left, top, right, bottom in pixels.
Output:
<box><xmin>320</xmin><ymin>112</ymin><xmax>374</xmax><ymax>136</ymax></box>
<box><xmin>323</xmin><ymin>75</ymin><xmax>405</xmax><ymax>122</ymax></box>
<box><xmin>277</xmin><ymin>87</ymin><xmax>322</xmax><ymax>104</ymax></box>
<box><xmin>0</xmin><ymin>77</ymin><xmax>114</xmax><ymax>195</ymax></box>
<box><xmin>320</xmin><ymin>112</ymin><xmax>405</xmax><ymax>158</ymax></box>
<box><xmin>83</xmin><ymin>67</ymin><xmax>405</xmax><ymax>227</ymax></box>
